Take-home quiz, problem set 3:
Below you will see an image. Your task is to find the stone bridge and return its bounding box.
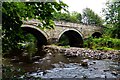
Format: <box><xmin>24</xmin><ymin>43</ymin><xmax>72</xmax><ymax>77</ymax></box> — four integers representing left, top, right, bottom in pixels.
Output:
<box><xmin>21</xmin><ymin>19</ymin><xmax>103</xmax><ymax>47</ymax></box>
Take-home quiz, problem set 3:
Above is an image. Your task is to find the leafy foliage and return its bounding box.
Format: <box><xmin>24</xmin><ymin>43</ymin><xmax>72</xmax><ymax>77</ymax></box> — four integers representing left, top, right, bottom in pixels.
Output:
<box><xmin>2</xmin><ymin>65</ymin><xmax>42</xmax><ymax>80</ymax></box>
<box><xmin>2</xmin><ymin>2</ymin><xmax>68</xmax><ymax>53</ymax></box>
<box><xmin>54</xmin><ymin>7</ymin><xmax>104</xmax><ymax>26</ymax></box>
<box><xmin>103</xmin><ymin>0</ymin><xmax>120</xmax><ymax>38</ymax></box>
<box><xmin>57</xmin><ymin>34</ymin><xmax>69</xmax><ymax>46</ymax></box>
<box><xmin>82</xmin><ymin>8</ymin><xmax>103</xmax><ymax>26</ymax></box>
<box><xmin>54</xmin><ymin>11</ymin><xmax>82</xmax><ymax>23</ymax></box>
<box><xmin>84</xmin><ymin>37</ymin><xmax>120</xmax><ymax>50</ymax></box>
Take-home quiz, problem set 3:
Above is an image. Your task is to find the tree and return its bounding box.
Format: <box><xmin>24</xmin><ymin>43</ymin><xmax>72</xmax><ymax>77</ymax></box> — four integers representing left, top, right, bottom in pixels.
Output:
<box><xmin>82</xmin><ymin>8</ymin><xmax>103</xmax><ymax>26</ymax></box>
<box><xmin>70</xmin><ymin>11</ymin><xmax>82</xmax><ymax>23</ymax></box>
<box><xmin>76</xmin><ymin>12</ymin><xmax>82</xmax><ymax>23</ymax></box>
<box><xmin>2</xmin><ymin>1</ymin><xmax>68</xmax><ymax>53</ymax></box>
<box><xmin>54</xmin><ymin>12</ymin><xmax>71</xmax><ymax>21</ymax></box>
<box><xmin>54</xmin><ymin>11</ymin><xmax>82</xmax><ymax>23</ymax></box>
<box><xmin>103</xmin><ymin>0</ymin><xmax>120</xmax><ymax>38</ymax></box>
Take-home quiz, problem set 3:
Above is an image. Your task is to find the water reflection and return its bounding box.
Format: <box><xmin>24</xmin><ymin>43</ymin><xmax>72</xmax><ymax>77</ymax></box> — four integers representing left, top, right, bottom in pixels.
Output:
<box><xmin>2</xmin><ymin>50</ymin><xmax>120</xmax><ymax>78</ymax></box>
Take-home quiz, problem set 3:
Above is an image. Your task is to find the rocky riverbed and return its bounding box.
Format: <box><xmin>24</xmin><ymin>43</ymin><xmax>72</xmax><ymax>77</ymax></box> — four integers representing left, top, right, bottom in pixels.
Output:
<box><xmin>3</xmin><ymin>45</ymin><xmax>120</xmax><ymax>79</ymax></box>
<box><xmin>43</xmin><ymin>45</ymin><xmax>120</xmax><ymax>61</ymax></box>
<box><xmin>21</xmin><ymin>45</ymin><xmax>119</xmax><ymax>79</ymax></box>
<box><xmin>29</xmin><ymin>60</ymin><xmax>120</xmax><ymax>78</ymax></box>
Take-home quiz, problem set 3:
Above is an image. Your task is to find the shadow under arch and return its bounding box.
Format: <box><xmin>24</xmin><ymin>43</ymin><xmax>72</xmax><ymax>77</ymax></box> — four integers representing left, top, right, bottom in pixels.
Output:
<box><xmin>58</xmin><ymin>29</ymin><xmax>83</xmax><ymax>47</ymax></box>
<box><xmin>21</xmin><ymin>25</ymin><xmax>48</xmax><ymax>47</ymax></box>
<box><xmin>92</xmin><ymin>32</ymin><xmax>102</xmax><ymax>38</ymax></box>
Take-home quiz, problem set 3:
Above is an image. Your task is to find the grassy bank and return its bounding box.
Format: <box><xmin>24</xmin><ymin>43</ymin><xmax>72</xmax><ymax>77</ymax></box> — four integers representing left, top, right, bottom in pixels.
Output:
<box><xmin>84</xmin><ymin>37</ymin><xmax>120</xmax><ymax>50</ymax></box>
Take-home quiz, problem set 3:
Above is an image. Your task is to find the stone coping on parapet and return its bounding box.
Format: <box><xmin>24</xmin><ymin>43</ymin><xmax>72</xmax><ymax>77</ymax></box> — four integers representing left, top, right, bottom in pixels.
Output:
<box><xmin>22</xmin><ymin>19</ymin><xmax>102</xmax><ymax>28</ymax></box>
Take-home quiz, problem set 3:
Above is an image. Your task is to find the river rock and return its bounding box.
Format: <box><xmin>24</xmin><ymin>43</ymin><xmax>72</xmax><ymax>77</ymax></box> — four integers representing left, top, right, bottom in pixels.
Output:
<box><xmin>43</xmin><ymin>45</ymin><xmax>120</xmax><ymax>60</ymax></box>
<box><xmin>81</xmin><ymin>59</ymin><xmax>88</xmax><ymax>67</ymax></box>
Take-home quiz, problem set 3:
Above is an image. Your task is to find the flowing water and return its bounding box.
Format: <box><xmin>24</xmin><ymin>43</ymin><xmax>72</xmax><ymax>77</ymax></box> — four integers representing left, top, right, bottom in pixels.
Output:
<box><xmin>2</xmin><ymin>48</ymin><xmax>120</xmax><ymax>79</ymax></box>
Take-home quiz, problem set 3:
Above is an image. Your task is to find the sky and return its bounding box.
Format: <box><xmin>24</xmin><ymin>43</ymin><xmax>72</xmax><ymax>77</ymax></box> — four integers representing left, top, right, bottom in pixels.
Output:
<box><xmin>62</xmin><ymin>0</ymin><xmax>107</xmax><ymax>17</ymax></box>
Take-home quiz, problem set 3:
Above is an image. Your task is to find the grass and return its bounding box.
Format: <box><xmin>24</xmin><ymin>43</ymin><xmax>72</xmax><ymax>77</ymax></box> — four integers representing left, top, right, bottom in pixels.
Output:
<box><xmin>84</xmin><ymin>37</ymin><xmax>120</xmax><ymax>50</ymax></box>
<box><xmin>61</xmin><ymin>45</ymin><xmax>70</xmax><ymax>48</ymax></box>
<box><xmin>52</xmin><ymin>44</ymin><xmax>70</xmax><ymax>48</ymax></box>
<box><xmin>95</xmin><ymin>47</ymin><xmax>115</xmax><ymax>50</ymax></box>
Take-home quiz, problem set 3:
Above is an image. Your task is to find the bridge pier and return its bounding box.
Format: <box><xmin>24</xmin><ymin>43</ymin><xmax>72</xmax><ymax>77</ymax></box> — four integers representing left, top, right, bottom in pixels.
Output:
<box><xmin>48</xmin><ymin>38</ymin><xmax>59</xmax><ymax>45</ymax></box>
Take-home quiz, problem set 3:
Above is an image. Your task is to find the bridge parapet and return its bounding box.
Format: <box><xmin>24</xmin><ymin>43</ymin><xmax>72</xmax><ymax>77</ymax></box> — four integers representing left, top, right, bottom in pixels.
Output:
<box><xmin>23</xmin><ymin>19</ymin><xmax>102</xmax><ymax>30</ymax></box>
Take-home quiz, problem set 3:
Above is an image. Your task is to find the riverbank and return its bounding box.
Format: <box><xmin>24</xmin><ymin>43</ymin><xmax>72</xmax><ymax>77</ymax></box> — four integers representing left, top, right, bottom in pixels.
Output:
<box><xmin>43</xmin><ymin>45</ymin><xmax>120</xmax><ymax>61</ymax></box>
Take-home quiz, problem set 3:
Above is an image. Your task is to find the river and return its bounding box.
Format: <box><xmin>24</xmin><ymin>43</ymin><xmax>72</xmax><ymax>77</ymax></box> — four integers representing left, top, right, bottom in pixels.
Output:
<box><xmin>2</xmin><ymin>45</ymin><xmax>120</xmax><ymax>79</ymax></box>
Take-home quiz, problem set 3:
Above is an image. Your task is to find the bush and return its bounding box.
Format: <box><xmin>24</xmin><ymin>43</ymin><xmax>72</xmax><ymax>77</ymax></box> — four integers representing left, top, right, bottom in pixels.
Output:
<box><xmin>84</xmin><ymin>37</ymin><xmax>120</xmax><ymax>50</ymax></box>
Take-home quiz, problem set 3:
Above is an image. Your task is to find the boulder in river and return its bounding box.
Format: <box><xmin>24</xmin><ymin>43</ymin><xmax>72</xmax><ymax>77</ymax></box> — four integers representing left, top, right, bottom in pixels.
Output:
<box><xmin>81</xmin><ymin>59</ymin><xmax>88</xmax><ymax>67</ymax></box>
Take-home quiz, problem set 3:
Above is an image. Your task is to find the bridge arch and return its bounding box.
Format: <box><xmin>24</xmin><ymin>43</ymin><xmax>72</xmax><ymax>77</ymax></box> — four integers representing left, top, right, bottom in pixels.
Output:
<box><xmin>21</xmin><ymin>25</ymin><xmax>48</xmax><ymax>47</ymax></box>
<box><xmin>58</xmin><ymin>28</ymin><xmax>83</xmax><ymax>47</ymax></box>
<box><xmin>92</xmin><ymin>32</ymin><xmax>102</xmax><ymax>38</ymax></box>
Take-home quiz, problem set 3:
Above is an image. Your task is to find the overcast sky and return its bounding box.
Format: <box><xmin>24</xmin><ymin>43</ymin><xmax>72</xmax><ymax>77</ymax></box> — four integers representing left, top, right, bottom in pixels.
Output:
<box><xmin>62</xmin><ymin>0</ymin><xmax>107</xmax><ymax>17</ymax></box>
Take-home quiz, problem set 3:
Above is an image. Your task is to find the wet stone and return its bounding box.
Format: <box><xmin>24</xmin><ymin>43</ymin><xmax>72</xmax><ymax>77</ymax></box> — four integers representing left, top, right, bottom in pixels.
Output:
<box><xmin>28</xmin><ymin>59</ymin><xmax>119</xmax><ymax>78</ymax></box>
<box><xmin>3</xmin><ymin>45</ymin><xmax>120</xmax><ymax>79</ymax></box>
